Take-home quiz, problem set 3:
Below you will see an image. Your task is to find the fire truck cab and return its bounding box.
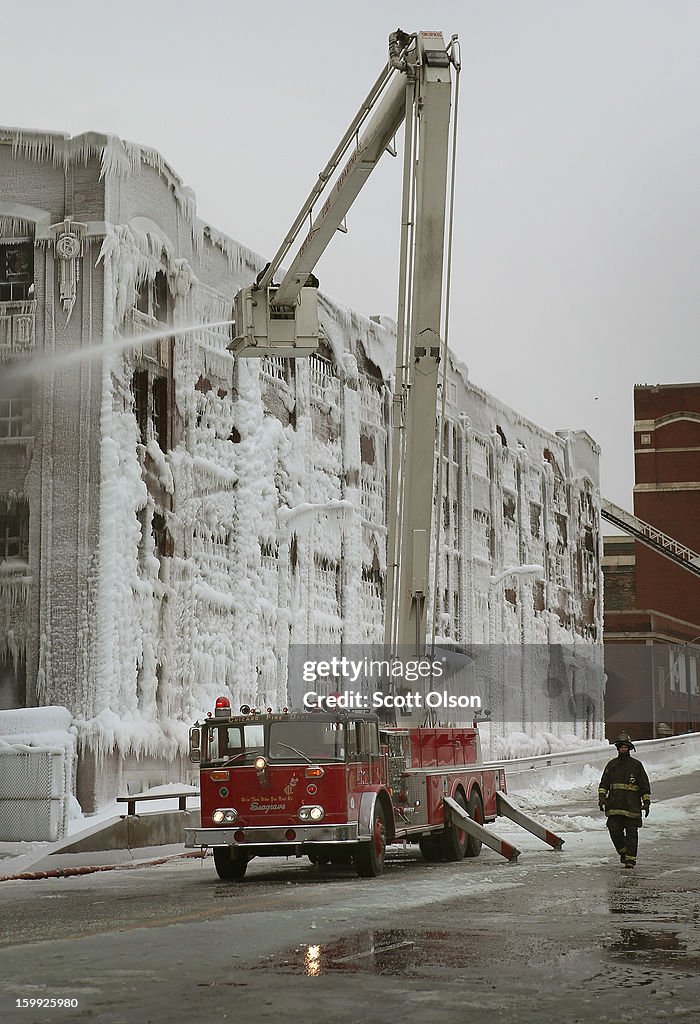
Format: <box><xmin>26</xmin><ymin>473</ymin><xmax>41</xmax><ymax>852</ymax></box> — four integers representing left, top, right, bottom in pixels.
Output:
<box><xmin>185</xmin><ymin>698</ymin><xmax>504</xmax><ymax>880</ymax></box>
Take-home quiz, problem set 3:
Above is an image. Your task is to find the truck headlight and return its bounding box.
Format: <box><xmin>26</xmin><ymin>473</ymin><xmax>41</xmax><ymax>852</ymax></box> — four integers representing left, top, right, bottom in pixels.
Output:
<box><xmin>298</xmin><ymin>805</ymin><xmax>324</xmax><ymax>822</ymax></box>
<box><xmin>213</xmin><ymin>808</ymin><xmax>238</xmax><ymax>823</ymax></box>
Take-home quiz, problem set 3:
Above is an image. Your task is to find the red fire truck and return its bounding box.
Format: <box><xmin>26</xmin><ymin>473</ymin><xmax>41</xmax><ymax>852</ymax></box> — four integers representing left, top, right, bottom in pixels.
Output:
<box><xmin>185</xmin><ymin>31</ymin><xmax>516</xmax><ymax>880</ymax></box>
<box><xmin>184</xmin><ymin>697</ymin><xmax>506</xmax><ymax>880</ymax></box>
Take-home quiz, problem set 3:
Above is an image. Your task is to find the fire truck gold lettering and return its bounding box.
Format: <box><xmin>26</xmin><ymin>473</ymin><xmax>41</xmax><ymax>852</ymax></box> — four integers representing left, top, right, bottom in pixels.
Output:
<box><xmin>250</xmin><ymin>802</ymin><xmax>287</xmax><ymax>812</ymax></box>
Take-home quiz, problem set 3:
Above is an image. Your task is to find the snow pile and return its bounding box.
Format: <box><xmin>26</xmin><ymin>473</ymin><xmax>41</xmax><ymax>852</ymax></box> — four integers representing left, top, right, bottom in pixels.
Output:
<box><xmin>0</xmin><ymin>705</ymin><xmax>73</xmax><ymax>735</ymax></box>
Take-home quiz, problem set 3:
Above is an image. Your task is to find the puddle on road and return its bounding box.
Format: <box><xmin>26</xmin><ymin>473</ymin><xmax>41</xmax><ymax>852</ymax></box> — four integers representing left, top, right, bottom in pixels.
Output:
<box><xmin>609</xmin><ymin>929</ymin><xmax>683</xmax><ymax>953</ymax></box>
<box><xmin>604</xmin><ymin>928</ymin><xmax>700</xmax><ymax>973</ymax></box>
<box><xmin>253</xmin><ymin>927</ymin><xmax>555</xmax><ymax>978</ymax></box>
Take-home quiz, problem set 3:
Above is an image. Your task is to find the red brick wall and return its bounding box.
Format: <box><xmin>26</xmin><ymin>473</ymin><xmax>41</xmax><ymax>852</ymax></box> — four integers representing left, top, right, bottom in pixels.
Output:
<box><xmin>632</xmin><ymin>384</ymin><xmax>700</xmax><ymax>626</ymax></box>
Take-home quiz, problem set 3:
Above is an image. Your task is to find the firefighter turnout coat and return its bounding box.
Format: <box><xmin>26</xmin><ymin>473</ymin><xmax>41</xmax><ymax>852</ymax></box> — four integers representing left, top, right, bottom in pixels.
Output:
<box><xmin>598</xmin><ymin>755</ymin><xmax>651</xmax><ymax>827</ymax></box>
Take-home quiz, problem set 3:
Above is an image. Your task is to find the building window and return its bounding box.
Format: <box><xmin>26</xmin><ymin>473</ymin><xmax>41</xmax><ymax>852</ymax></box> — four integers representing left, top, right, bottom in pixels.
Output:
<box><xmin>152</xmin><ymin>376</ymin><xmax>169</xmax><ymax>448</ymax></box>
<box><xmin>152</xmin><ymin>511</ymin><xmax>173</xmax><ymax>558</ymax></box>
<box><xmin>136</xmin><ymin>270</ymin><xmax>169</xmax><ymax>323</ymax></box>
<box><xmin>132</xmin><ymin>370</ymin><xmax>149</xmax><ymax>443</ymax></box>
<box><xmin>0</xmin><ymin>504</ymin><xmax>29</xmax><ymax>561</ymax></box>
<box><xmin>0</xmin><ymin>242</ymin><xmax>34</xmax><ymax>302</ymax></box>
<box><xmin>0</xmin><ymin>384</ymin><xmax>32</xmax><ymax>438</ymax></box>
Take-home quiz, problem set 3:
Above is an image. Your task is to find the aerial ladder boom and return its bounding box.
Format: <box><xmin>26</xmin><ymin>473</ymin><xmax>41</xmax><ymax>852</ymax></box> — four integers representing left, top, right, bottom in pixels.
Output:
<box><xmin>229</xmin><ymin>31</ymin><xmax>418</xmax><ymax>358</ymax></box>
<box><xmin>601</xmin><ymin>497</ymin><xmax>700</xmax><ymax>579</ymax></box>
<box><xmin>227</xmin><ymin>31</ymin><xmax>460</xmax><ymax>658</ymax></box>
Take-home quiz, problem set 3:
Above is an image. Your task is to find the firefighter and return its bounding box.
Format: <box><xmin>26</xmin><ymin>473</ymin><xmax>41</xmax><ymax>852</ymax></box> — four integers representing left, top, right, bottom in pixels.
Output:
<box><xmin>598</xmin><ymin>733</ymin><xmax>651</xmax><ymax>868</ymax></box>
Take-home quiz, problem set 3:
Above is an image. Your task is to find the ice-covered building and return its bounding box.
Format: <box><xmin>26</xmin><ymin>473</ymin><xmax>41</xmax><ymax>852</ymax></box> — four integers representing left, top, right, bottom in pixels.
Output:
<box><xmin>0</xmin><ymin>127</ymin><xmax>603</xmax><ymax>808</ymax></box>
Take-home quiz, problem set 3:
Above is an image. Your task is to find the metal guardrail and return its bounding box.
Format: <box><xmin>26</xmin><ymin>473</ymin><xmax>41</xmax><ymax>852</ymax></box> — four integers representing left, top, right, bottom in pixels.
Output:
<box><xmin>485</xmin><ymin>732</ymin><xmax>700</xmax><ymax>791</ymax></box>
<box><xmin>116</xmin><ymin>791</ymin><xmax>199</xmax><ymax>817</ymax></box>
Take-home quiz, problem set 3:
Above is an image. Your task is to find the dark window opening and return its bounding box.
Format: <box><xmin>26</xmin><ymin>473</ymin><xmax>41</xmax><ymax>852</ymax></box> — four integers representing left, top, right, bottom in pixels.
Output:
<box><xmin>136</xmin><ymin>271</ymin><xmax>169</xmax><ymax>322</ymax></box>
<box><xmin>0</xmin><ymin>242</ymin><xmax>34</xmax><ymax>302</ymax></box>
<box><xmin>361</xmin><ymin>562</ymin><xmax>384</xmax><ymax>598</ymax></box>
<box><xmin>132</xmin><ymin>370</ymin><xmax>149</xmax><ymax>443</ymax></box>
<box><xmin>533</xmin><ymin>581</ymin><xmax>546</xmax><ymax>613</ymax></box>
<box><xmin>496</xmin><ymin>425</ymin><xmax>507</xmax><ymax>447</ymax></box>
<box><xmin>543</xmin><ymin>448</ymin><xmax>562</xmax><ymax>475</ymax></box>
<box><xmin>260</xmin><ymin>540</ymin><xmax>278</xmax><ymax>559</ymax></box>
<box><xmin>152</xmin><ymin>376</ymin><xmax>169</xmax><ymax>449</ymax></box>
<box><xmin>0</xmin><ymin>503</ymin><xmax>29</xmax><ymax>561</ymax></box>
<box><xmin>503</xmin><ymin>494</ymin><xmax>517</xmax><ymax>523</ymax></box>
<box><xmin>505</xmin><ymin>587</ymin><xmax>517</xmax><ymax>607</ymax></box>
<box><xmin>360</xmin><ymin>433</ymin><xmax>375</xmax><ymax>465</ymax></box>
<box><xmin>152</xmin><ymin>511</ymin><xmax>173</xmax><ymax>558</ymax></box>
<box><xmin>153</xmin><ymin>272</ymin><xmax>168</xmax><ymax>323</ymax></box>
<box><xmin>555</xmin><ymin>513</ymin><xmax>568</xmax><ymax>549</ymax></box>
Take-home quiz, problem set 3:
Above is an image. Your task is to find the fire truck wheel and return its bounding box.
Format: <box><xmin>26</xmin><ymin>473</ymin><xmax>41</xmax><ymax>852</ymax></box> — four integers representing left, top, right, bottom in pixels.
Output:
<box><xmin>213</xmin><ymin>845</ymin><xmax>249</xmax><ymax>881</ymax></box>
<box><xmin>464</xmin><ymin>791</ymin><xmax>484</xmax><ymax>858</ymax></box>
<box><xmin>356</xmin><ymin>803</ymin><xmax>387</xmax><ymax>878</ymax></box>
<box><xmin>418</xmin><ymin>835</ymin><xmax>442</xmax><ymax>862</ymax></box>
<box><xmin>440</xmin><ymin>789</ymin><xmax>468</xmax><ymax>861</ymax></box>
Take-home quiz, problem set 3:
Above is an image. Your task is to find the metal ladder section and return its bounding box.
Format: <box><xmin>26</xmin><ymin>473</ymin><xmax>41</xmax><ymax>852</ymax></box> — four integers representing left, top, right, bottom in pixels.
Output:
<box><xmin>601</xmin><ymin>498</ymin><xmax>700</xmax><ymax>580</ymax></box>
<box><xmin>443</xmin><ymin>793</ymin><xmax>564</xmax><ymax>864</ymax></box>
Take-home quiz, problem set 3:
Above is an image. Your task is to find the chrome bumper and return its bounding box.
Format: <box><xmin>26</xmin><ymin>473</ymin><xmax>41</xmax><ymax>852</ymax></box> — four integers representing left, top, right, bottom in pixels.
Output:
<box><xmin>185</xmin><ymin>822</ymin><xmax>360</xmax><ymax>849</ymax></box>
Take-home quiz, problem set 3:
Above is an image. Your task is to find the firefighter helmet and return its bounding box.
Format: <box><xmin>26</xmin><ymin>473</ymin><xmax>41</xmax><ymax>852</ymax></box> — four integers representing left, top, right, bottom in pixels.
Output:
<box><xmin>614</xmin><ymin>732</ymin><xmax>635</xmax><ymax>750</ymax></box>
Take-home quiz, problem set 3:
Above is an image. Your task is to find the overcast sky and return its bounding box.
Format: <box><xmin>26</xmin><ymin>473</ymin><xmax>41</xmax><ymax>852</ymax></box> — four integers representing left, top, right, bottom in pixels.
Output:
<box><xmin>4</xmin><ymin>0</ymin><xmax>699</xmax><ymax>510</ymax></box>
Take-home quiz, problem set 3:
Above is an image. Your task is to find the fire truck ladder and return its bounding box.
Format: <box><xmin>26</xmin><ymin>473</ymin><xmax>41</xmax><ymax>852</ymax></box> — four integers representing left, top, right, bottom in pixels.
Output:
<box><xmin>600</xmin><ymin>498</ymin><xmax>700</xmax><ymax>580</ymax></box>
<box><xmin>443</xmin><ymin>794</ymin><xmax>565</xmax><ymax>863</ymax></box>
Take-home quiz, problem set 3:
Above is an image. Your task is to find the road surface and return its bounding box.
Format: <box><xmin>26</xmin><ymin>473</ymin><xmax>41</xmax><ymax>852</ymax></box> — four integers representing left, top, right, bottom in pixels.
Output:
<box><xmin>0</xmin><ymin>772</ymin><xmax>698</xmax><ymax>1024</ymax></box>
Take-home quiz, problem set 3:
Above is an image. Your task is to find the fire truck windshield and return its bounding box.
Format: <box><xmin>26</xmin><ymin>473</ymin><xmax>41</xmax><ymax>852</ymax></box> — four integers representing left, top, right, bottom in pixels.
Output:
<box><xmin>268</xmin><ymin>720</ymin><xmax>345</xmax><ymax>763</ymax></box>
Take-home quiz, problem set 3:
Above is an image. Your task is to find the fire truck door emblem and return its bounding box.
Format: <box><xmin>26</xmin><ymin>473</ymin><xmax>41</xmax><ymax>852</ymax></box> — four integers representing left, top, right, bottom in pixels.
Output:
<box><xmin>284</xmin><ymin>775</ymin><xmax>300</xmax><ymax>798</ymax></box>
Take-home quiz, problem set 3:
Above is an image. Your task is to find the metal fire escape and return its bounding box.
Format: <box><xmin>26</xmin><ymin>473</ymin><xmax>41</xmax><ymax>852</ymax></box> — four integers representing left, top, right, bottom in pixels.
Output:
<box><xmin>601</xmin><ymin>498</ymin><xmax>700</xmax><ymax>580</ymax></box>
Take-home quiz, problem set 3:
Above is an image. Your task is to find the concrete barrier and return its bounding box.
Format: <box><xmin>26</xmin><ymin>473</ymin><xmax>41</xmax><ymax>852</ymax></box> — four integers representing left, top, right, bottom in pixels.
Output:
<box><xmin>491</xmin><ymin>732</ymin><xmax>700</xmax><ymax>792</ymax></box>
<box><xmin>50</xmin><ymin>809</ymin><xmax>201</xmax><ymax>855</ymax></box>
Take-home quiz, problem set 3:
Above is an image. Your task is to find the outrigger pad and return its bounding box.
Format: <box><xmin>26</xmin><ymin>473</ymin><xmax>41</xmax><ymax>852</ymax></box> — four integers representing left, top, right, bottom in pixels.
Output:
<box><xmin>495</xmin><ymin>791</ymin><xmax>565</xmax><ymax>851</ymax></box>
<box><xmin>443</xmin><ymin>795</ymin><xmax>521</xmax><ymax>863</ymax></box>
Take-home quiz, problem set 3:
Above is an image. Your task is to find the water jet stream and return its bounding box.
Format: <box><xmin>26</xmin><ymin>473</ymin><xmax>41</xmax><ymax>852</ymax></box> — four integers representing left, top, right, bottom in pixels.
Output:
<box><xmin>1</xmin><ymin>318</ymin><xmax>236</xmax><ymax>393</ymax></box>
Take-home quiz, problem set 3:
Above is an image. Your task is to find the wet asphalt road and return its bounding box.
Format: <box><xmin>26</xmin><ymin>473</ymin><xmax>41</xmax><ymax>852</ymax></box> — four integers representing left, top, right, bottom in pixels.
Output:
<box><xmin>0</xmin><ymin>776</ymin><xmax>699</xmax><ymax>1024</ymax></box>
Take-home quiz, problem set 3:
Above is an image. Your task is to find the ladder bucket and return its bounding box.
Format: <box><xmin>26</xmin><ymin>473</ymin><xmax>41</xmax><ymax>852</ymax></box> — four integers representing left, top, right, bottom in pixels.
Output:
<box><xmin>496</xmin><ymin>791</ymin><xmax>564</xmax><ymax>850</ymax></box>
<box><xmin>443</xmin><ymin>795</ymin><xmax>520</xmax><ymax>863</ymax></box>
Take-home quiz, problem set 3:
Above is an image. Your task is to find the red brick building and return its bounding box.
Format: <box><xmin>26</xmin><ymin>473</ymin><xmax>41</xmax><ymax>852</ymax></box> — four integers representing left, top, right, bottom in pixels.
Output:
<box><xmin>603</xmin><ymin>383</ymin><xmax>700</xmax><ymax>739</ymax></box>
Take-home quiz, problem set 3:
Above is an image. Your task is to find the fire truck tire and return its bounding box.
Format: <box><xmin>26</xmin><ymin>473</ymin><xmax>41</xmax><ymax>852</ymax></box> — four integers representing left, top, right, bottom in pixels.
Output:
<box><xmin>418</xmin><ymin>835</ymin><xmax>442</xmax><ymax>862</ymax></box>
<box><xmin>213</xmin><ymin>846</ymin><xmax>249</xmax><ymax>881</ymax></box>
<box><xmin>440</xmin><ymin>789</ymin><xmax>468</xmax><ymax>861</ymax></box>
<box><xmin>356</xmin><ymin>803</ymin><xmax>387</xmax><ymax>878</ymax></box>
<box><xmin>464</xmin><ymin>791</ymin><xmax>484</xmax><ymax>858</ymax></box>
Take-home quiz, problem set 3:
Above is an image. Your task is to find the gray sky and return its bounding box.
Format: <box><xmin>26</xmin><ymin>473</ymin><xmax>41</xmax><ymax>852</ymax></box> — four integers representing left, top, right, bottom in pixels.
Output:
<box><xmin>5</xmin><ymin>0</ymin><xmax>699</xmax><ymax>510</ymax></box>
